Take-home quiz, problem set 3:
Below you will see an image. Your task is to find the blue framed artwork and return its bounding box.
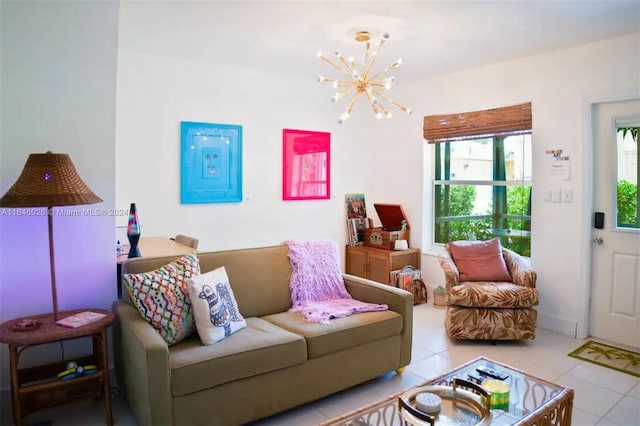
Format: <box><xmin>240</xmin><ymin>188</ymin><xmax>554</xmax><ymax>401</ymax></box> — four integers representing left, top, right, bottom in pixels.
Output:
<box><xmin>180</xmin><ymin>121</ymin><xmax>243</xmax><ymax>203</ymax></box>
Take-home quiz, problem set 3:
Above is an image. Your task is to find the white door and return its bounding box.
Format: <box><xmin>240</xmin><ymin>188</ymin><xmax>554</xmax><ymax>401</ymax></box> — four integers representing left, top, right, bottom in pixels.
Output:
<box><xmin>590</xmin><ymin>98</ymin><xmax>640</xmax><ymax>349</ymax></box>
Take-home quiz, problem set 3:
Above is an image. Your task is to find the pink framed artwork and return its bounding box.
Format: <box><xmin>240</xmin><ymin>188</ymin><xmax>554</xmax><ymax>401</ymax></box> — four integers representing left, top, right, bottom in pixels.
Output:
<box><xmin>282</xmin><ymin>129</ymin><xmax>330</xmax><ymax>201</ymax></box>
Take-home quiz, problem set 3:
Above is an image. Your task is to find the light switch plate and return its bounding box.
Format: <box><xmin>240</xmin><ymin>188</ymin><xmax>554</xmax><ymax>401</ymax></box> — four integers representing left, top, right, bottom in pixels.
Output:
<box><xmin>562</xmin><ymin>189</ymin><xmax>573</xmax><ymax>203</ymax></box>
<box><xmin>552</xmin><ymin>189</ymin><xmax>561</xmax><ymax>203</ymax></box>
<box><xmin>544</xmin><ymin>190</ymin><xmax>552</xmax><ymax>202</ymax></box>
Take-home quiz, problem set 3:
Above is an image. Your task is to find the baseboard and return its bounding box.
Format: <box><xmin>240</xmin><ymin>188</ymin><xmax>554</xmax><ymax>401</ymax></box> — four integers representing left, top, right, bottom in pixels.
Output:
<box><xmin>537</xmin><ymin>311</ymin><xmax>577</xmax><ymax>337</ymax></box>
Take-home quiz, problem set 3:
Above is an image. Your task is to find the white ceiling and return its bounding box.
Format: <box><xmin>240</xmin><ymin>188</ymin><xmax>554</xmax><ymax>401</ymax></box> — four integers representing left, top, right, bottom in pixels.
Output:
<box><xmin>119</xmin><ymin>0</ymin><xmax>640</xmax><ymax>82</ymax></box>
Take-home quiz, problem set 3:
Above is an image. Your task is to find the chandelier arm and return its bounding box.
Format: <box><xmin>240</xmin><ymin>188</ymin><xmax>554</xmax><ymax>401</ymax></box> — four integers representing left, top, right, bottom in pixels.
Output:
<box><xmin>361</xmin><ymin>36</ymin><xmax>388</xmax><ymax>78</ymax></box>
<box><xmin>345</xmin><ymin>91</ymin><xmax>362</xmax><ymax>115</ymax></box>
<box><xmin>377</xmin><ymin>37</ymin><xmax>387</xmax><ymax>52</ymax></box>
<box><xmin>363</xmin><ymin>55</ymin><xmax>379</xmax><ymax>79</ymax></box>
<box><xmin>369</xmin><ymin>67</ymin><xmax>392</xmax><ymax>81</ymax></box>
<box><xmin>336</xmin><ymin>54</ymin><xmax>354</xmax><ymax>72</ymax></box>
<box><xmin>364</xmin><ymin>90</ymin><xmax>380</xmax><ymax>115</ymax></box>
<box><xmin>319</xmin><ymin>54</ymin><xmax>354</xmax><ymax>79</ymax></box>
<box><xmin>376</xmin><ymin>100</ymin><xmax>390</xmax><ymax>116</ymax></box>
<box><xmin>333</xmin><ymin>87</ymin><xmax>354</xmax><ymax>102</ymax></box>
<box><xmin>333</xmin><ymin>81</ymin><xmax>357</xmax><ymax>88</ymax></box>
<box><xmin>371</xmin><ymin>89</ymin><xmax>411</xmax><ymax>113</ymax></box>
<box><xmin>349</xmin><ymin>57</ymin><xmax>358</xmax><ymax>71</ymax></box>
<box><xmin>362</xmin><ymin>42</ymin><xmax>371</xmax><ymax>74</ymax></box>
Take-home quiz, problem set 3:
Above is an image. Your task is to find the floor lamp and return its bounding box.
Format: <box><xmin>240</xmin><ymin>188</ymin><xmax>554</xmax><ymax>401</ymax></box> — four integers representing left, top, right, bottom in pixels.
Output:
<box><xmin>0</xmin><ymin>152</ymin><xmax>102</xmax><ymax>327</ymax></box>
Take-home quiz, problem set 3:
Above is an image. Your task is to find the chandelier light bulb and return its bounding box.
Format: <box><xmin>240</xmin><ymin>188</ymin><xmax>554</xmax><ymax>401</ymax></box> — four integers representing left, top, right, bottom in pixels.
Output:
<box><xmin>382</xmin><ymin>33</ymin><xmax>390</xmax><ymax>40</ymax></box>
<box><xmin>332</xmin><ymin>81</ymin><xmax>339</xmax><ymax>88</ymax></box>
<box><xmin>385</xmin><ymin>111</ymin><xmax>392</xmax><ymax>119</ymax></box>
<box><xmin>331</xmin><ymin>95</ymin><xmax>339</xmax><ymax>103</ymax></box>
<box><xmin>316</xmin><ymin>51</ymin><xmax>323</xmax><ymax>58</ymax></box>
<box><xmin>406</xmin><ymin>108</ymin><xmax>413</xmax><ymax>115</ymax></box>
<box><xmin>376</xmin><ymin>112</ymin><xmax>383</xmax><ymax>119</ymax></box>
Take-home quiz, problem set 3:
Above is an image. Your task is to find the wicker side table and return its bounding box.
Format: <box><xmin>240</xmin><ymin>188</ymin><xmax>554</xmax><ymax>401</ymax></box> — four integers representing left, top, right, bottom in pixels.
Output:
<box><xmin>0</xmin><ymin>309</ymin><xmax>114</xmax><ymax>426</ymax></box>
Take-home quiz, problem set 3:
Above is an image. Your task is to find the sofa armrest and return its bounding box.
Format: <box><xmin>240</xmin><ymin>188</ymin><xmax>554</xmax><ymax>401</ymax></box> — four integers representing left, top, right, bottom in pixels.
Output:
<box><xmin>438</xmin><ymin>248</ymin><xmax>460</xmax><ymax>294</ymax></box>
<box><xmin>502</xmin><ymin>248</ymin><xmax>537</xmax><ymax>288</ymax></box>
<box><xmin>342</xmin><ymin>273</ymin><xmax>413</xmax><ymax>368</ymax></box>
<box><xmin>113</xmin><ymin>301</ymin><xmax>172</xmax><ymax>426</ymax></box>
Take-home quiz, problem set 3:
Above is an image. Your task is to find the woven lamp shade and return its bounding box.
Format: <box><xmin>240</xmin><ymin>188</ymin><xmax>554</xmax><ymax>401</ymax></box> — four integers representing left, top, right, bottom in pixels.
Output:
<box><xmin>0</xmin><ymin>152</ymin><xmax>102</xmax><ymax>207</ymax></box>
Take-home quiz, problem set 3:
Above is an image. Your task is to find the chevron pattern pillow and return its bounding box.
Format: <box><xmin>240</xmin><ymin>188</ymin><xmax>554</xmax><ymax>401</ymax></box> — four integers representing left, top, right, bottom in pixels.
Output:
<box><xmin>123</xmin><ymin>253</ymin><xmax>200</xmax><ymax>345</ymax></box>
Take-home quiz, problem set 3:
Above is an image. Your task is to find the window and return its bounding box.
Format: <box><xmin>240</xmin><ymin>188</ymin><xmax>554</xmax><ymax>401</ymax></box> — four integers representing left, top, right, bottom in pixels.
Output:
<box><xmin>424</xmin><ymin>103</ymin><xmax>533</xmax><ymax>256</ymax></box>
<box><xmin>616</xmin><ymin>125</ymin><xmax>638</xmax><ymax>229</ymax></box>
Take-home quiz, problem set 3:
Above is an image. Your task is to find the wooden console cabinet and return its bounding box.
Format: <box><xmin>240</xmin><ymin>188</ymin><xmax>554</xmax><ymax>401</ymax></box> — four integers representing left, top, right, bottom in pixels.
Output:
<box><xmin>346</xmin><ymin>245</ymin><xmax>421</xmax><ymax>285</ymax></box>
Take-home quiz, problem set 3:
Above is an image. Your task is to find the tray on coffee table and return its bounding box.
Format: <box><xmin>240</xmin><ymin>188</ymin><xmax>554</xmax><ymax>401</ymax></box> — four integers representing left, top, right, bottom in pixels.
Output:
<box><xmin>320</xmin><ymin>356</ymin><xmax>573</xmax><ymax>426</ymax></box>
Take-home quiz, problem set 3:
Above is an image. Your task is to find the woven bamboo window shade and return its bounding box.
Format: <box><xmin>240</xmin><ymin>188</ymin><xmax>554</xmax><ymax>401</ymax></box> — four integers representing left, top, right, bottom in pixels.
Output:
<box><xmin>423</xmin><ymin>102</ymin><xmax>532</xmax><ymax>143</ymax></box>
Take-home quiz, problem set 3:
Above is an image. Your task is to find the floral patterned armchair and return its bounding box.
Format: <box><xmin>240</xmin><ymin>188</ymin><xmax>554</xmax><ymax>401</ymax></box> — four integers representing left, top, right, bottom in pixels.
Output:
<box><xmin>438</xmin><ymin>242</ymin><xmax>539</xmax><ymax>340</ymax></box>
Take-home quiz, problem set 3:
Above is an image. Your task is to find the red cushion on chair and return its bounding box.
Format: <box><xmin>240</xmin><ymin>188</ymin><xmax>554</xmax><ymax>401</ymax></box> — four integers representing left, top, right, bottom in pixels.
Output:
<box><xmin>448</xmin><ymin>238</ymin><xmax>512</xmax><ymax>282</ymax></box>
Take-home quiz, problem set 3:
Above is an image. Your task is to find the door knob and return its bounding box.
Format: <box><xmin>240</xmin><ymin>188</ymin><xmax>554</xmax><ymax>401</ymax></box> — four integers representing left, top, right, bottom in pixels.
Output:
<box><xmin>593</xmin><ymin>236</ymin><xmax>604</xmax><ymax>245</ymax></box>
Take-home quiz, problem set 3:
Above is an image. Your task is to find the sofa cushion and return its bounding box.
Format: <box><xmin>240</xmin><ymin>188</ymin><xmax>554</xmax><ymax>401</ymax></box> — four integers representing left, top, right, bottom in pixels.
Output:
<box><xmin>197</xmin><ymin>246</ymin><xmax>293</xmax><ymax>318</ymax></box>
<box><xmin>448</xmin><ymin>238</ymin><xmax>511</xmax><ymax>282</ymax></box>
<box><xmin>187</xmin><ymin>267</ymin><xmax>246</xmax><ymax>345</ymax></box>
<box><xmin>169</xmin><ymin>317</ymin><xmax>307</xmax><ymax>397</ymax></box>
<box><xmin>262</xmin><ymin>310</ymin><xmax>402</xmax><ymax>359</ymax></box>
<box><xmin>122</xmin><ymin>253</ymin><xmax>200</xmax><ymax>345</ymax></box>
<box><xmin>448</xmin><ymin>282</ymin><xmax>539</xmax><ymax>308</ymax></box>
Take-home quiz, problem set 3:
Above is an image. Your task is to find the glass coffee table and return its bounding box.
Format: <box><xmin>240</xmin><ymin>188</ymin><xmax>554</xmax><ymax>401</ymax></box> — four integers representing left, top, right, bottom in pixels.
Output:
<box><xmin>321</xmin><ymin>356</ymin><xmax>573</xmax><ymax>426</ymax></box>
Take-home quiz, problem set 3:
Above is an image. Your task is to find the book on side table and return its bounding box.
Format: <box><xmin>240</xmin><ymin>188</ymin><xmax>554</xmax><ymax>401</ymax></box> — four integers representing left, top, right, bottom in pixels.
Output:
<box><xmin>56</xmin><ymin>311</ymin><xmax>107</xmax><ymax>328</ymax></box>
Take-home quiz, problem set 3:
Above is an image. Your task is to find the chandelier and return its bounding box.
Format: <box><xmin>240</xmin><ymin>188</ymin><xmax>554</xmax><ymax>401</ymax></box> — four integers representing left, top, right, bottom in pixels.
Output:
<box><xmin>317</xmin><ymin>31</ymin><xmax>412</xmax><ymax>124</ymax></box>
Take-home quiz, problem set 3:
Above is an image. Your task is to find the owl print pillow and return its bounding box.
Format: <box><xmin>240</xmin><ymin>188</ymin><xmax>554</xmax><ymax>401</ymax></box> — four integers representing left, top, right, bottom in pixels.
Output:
<box><xmin>187</xmin><ymin>266</ymin><xmax>246</xmax><ymax>345</ymax></box>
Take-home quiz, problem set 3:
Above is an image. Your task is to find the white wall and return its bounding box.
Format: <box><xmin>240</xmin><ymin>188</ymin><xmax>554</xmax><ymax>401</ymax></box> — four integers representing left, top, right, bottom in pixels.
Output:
<box><xmin>0</xmin><ymin>1</ymin><xmax>119</xmax><ymax>390</ymax></box>
<box><xmin>370</xmin><ymin>33</ymin><xmax>640</xmax><ymax>337</ymax></box>
<box><xmin>115</xmin><ymin>50</ymin><xmax>382</xmax><ymax>253</ymax></box>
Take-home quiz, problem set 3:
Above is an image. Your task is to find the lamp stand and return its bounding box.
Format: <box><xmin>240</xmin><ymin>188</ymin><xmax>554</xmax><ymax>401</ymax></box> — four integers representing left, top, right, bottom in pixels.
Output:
<box><xmin>10</xmin><ymin>207</ymin><xmax>59</xmax><ymax>331</ymax></box>
<box><xmin>48</xmin><ymin>207</ymin><xmax>60</xmax><ymax>322</ymax></box>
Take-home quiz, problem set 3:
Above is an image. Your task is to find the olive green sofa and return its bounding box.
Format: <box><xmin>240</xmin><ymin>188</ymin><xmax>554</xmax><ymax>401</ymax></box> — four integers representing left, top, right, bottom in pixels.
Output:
<box><xmin>113</xmin><ymin>245</ymin><xmax>413</xmax><ymax>425</ymax></box>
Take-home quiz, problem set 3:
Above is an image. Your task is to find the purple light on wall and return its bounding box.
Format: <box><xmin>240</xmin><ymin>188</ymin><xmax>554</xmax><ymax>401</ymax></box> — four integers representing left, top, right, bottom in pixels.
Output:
<box><xmin>0</xmin><ymin>212</ymin><xmax>52</xmax><ymax>320</ymax></box>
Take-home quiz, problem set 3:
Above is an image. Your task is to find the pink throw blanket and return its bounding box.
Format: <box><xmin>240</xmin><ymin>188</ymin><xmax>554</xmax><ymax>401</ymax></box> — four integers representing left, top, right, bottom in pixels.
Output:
<box><xmin>284</xmin><ymin>240</ymin><xmax>388</xmax><ymax>324</ymax></box>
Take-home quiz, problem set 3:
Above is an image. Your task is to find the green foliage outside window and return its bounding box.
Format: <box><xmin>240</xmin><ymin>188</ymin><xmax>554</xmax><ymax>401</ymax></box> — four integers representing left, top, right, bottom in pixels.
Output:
<box><xmin>617</xmin><ymin>180</ymin><xmax>638</xmax><ymax>227</ymax></box>
<box><xmin>616</xmin><ymin>127</ymin><xmax>638</xmax><ymax>228</ymax></box>
<box><xmin>435</xmin><ymin>186</ymin><xmax>491</xmax><ymax>242</ymax></box>
<box><xmin>435</xmin><ymin>184</ymin><xmax>531</xmax><ymax>255</ymax></box>
<box><xmin>506</xmin><ymin>186</ymin><xmax>531</xmax><ymax>230</ymax></box>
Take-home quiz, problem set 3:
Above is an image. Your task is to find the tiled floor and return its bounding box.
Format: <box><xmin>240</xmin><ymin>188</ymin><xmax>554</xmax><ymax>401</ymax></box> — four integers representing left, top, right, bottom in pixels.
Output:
<box><xmin>1</xmin><ymin>304</ymin><xmax>638</xmax><ymax>425</ymax></box>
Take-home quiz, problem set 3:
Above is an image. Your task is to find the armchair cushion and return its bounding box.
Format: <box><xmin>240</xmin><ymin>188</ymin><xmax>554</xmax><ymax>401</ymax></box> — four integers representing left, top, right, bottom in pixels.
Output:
<box><xmin>448</xmin><ymin>282</ymin><xmax>539</xmax><ymax>308</ymax></box>
<box><xmin>448</xmin><ymin>238</ymin><xmax>511</xmax><ymax>282</ymax></box>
